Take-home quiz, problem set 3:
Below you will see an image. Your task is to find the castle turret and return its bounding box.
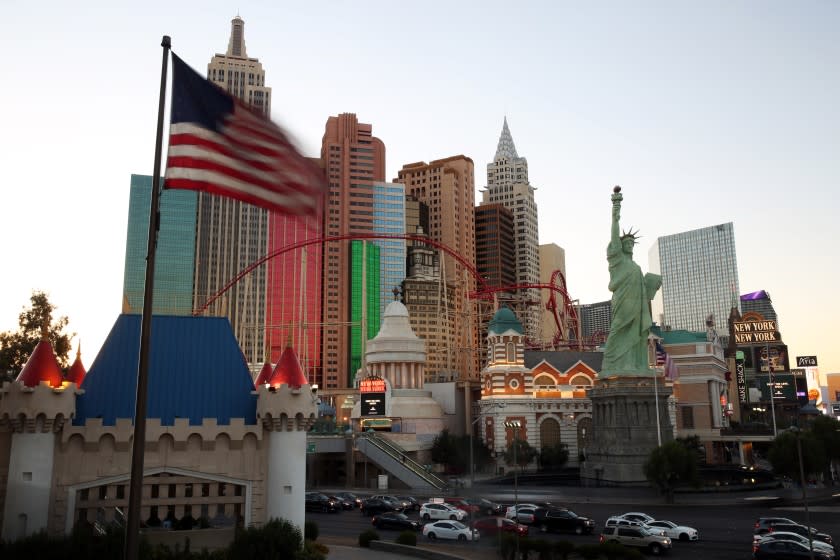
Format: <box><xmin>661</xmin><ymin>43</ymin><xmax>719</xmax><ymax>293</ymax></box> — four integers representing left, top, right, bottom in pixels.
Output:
<box><xmin>256</xmin><ymin>342</ymin><xmax>316</xmax><ymax>534</ymax></box>
<box><xmin>1</xmin><ymin>331</ymin><xmax>76</xmax><ymax>540</ymax></box>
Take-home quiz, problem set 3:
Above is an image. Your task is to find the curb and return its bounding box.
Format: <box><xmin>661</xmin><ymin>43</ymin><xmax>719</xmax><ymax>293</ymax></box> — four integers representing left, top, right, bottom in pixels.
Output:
<box><xmin>370</xmin><ymin>540</ymin><xmax>467</xmax><ymax>560</ymax></box>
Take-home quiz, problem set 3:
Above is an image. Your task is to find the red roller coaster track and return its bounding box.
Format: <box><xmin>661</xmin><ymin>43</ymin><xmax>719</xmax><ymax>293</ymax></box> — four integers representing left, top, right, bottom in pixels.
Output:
<box><xmin>194</xmin><ymin>232</ymin><xmax>582</xmax><ymax>348</ymax></box>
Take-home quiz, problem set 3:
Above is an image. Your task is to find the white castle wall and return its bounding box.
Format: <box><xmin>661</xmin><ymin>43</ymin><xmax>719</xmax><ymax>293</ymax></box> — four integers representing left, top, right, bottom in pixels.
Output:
<box><xmin>2</xmin><ymin>431</ymin><xmax>55</xmax><ymax>540</ymax></box>
<box><xmin>266</xmin><ymin>430</ymin><xmax>306</xmax><ymax>533</ymax></box>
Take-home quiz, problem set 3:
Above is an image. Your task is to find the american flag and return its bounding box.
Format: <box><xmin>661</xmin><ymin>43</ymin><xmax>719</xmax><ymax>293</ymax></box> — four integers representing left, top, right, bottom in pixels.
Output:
<box><xmin>654</xmin><ymin>340</ymin><xmax>667</xmax><ymax>366</ymax></box>
<box><xmin>164</xmin><ymin>53</ymin><xmax>325</xmax><ymax>215</ymax></box>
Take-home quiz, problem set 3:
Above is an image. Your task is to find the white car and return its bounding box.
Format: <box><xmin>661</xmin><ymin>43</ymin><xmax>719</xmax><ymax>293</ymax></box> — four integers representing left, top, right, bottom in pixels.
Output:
<box><xmin>505</xmin><ymin>504</ymin><xmax>540</xmax><ymax>524</ymax></box>
<box><xmin>420</xmin><ymin>502</ymin><xmax>467</xmax><ymax>521</ymax></box>
<box><xmin>605</xmin><ymin>516</ymin><xmax>666</xmax><ymax>537</ymax></box>
<box><xmin>423</xmin><ymin>520</ymin><xmax>479</xmax><ymax>541</ymax></box>
<box><xmin>505</xmin><ymin>503</ymin><xmax>540</xmax><ymax>519</ymax></box>
<box><xmin>646</xmin><ymin>520</ymin><xmax>700</xmax><ymax>541</ymax></box>
<box><xmin>618</xmin><ymin>512</ymin><xmax>656</xmax><ymax>524</ymax></box>
<box><xmin>755</xmin><ymin>532</ymin><xmax>836</xmax><ymax>556</ymax></box>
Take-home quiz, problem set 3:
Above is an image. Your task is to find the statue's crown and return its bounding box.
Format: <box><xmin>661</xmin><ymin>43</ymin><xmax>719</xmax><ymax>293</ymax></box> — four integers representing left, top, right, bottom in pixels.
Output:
<box><xmin>620</xmin><ymin>228</ymin><xmax>640</xmax><ymax>244</ymax></box>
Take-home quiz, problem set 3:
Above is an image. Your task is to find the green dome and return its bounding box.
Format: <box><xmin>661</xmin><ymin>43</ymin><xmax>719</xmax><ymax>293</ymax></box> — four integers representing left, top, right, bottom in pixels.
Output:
<box><xmin>488</xmin><ymin>307</ymin><xmax>523</xmax><ymax>335</ymax></box>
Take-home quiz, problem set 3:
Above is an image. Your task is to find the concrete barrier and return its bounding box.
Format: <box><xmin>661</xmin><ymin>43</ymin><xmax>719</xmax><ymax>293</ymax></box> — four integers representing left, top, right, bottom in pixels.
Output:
<box><xmin>369</xmin><ymin>540</ymin><xmax>467</xmax><ymax>560</ymax></box>
<box><xmin>140</xmin><ymin>527</ymin><xmax>235</xmax><ymax>552</ymax></box>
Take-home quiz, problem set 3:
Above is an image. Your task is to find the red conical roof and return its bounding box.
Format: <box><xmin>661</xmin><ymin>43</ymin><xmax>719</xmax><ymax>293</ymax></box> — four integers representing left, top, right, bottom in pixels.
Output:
<box><xmin>254</xmin><ymin>360</ymin><xmax>273</xmax><ymax>386</ymax></box>
<box><xmin>65</xmin><ymin>344</ymin><xmax>86</xmax><ymax>385</ymax></box>
<box><xmin>268</xmin><ymin>341</ymin><xmax>308</xmax><ymax>389</ymax></box>
<box><xmin>16</xmin><ymin>338</ymin><xmax>64</xmax><ymax>388</ymax></box>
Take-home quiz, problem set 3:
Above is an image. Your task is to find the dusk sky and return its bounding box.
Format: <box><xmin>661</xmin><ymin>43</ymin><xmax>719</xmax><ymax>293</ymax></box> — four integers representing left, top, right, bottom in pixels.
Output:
<box><xmin>1</xmin><ymin>2</ymin><xmax>837</xmax><ymax>378</ymax></box>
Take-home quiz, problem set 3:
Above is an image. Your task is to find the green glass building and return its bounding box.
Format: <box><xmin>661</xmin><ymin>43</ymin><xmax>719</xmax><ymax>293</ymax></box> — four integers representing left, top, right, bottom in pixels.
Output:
<box><xmin>122</xmin><ymin>174</ymin><xmax>197</xmax><ymax>315</ymax></box>
<box><xmin>349</xmin><ymin>240</ymin><xmax>381</xmax><ymax>387</ymax></box>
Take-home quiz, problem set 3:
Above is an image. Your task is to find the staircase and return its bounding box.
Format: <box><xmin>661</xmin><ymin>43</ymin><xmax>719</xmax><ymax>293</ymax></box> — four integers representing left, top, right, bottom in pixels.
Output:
<box><xmin>356</xmin><ymin>432</ymin><xmax>448</xmax><ymax>492</ymax></box>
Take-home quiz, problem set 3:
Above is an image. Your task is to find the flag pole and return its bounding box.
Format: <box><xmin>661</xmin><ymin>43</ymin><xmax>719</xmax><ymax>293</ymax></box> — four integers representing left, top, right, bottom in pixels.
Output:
<box><xmin>124</xmin><ymin>35</ymin><xmax>171</xmax><ymax>560</ymax></box>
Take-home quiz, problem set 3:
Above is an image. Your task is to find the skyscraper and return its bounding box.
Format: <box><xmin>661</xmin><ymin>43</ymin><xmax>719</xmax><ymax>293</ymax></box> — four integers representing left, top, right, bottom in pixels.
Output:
<box><xmin>480</xmin><ymin>118</ymin><xmax>541</xmax><ymax>342</ymax></box>
<box><xmin>373</xmin><ymin>182</ymin><xmax>407</xmax><ymax>318</ymax></box>
<box><xmin>194</xmin><ymin>16</ymin><xmax>273</xmax><ymax>363</ymax></box>
<box><xmin>649</xmin><ymin>222</ymin><xmax>740</xmax><ymax>335</ymax></box>
<box><xmin>740</xmin><ymin>290</ymin><xmax>778</xmax><ymax>328</ymax></box>
<box><xmin>402</xmin><ymin>230</ymin><xmax>457</xmax><ymax>381</ymax></box>
<box><xmin>475</xmin><ymin>203</ymin><xmax>516</xmax><ymax>291</ymax></box>
<box><xmin>320</xmin><ymin>114</ymin><xmax>385</xmax><ymax>389</ymax></box>
<box><xmin>396</xmin><ymin>156</ymin><xmax>478</xmax><ymax>379</ymax></box>
<box><xmin>122</xmin><ymin>174</ymin><xmax>197</xmax><ymax>315</ymax></box>
<box><xmin>349</xmin><ymin>240</ymin><xmax>381</xmax><ymax>386</ymax></box>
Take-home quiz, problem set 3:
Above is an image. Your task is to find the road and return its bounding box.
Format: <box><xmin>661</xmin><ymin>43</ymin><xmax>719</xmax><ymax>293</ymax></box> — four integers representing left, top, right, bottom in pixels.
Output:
<box><xmin>310</xmin><ymin>490</ymin><xmax>840</xmax><ymax>560</ymax></box>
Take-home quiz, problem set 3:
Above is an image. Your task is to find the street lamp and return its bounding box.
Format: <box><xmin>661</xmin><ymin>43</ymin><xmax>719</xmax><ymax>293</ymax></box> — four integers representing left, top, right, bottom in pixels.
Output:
<box><xmin>504</xmin><ymin>421</ymin><xmax>522</xmax><ymax>511</ymax></box>
<box><xmin>504</xmin><ymin>420</ymin><xmax>522</xmax><ymax>560</ymax></box>
<box><xmin>470</xmin><ymin>402</ymin><xmax>506</xmax><ymax>488</ymax></box>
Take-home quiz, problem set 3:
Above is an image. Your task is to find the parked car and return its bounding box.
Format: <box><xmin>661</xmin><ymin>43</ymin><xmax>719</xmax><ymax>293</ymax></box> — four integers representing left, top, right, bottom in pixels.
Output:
<box><xmin>533</xmin><ymin>507</ymin><xmax>596</xmax><ymax>535</ymax></box>
<box><xmin>371</xmin><ymin>511</ymin><xmax>420</xmax><ymax>531</ymax></box>
<box><xmin>599</xmin><ymin>525</ymin><xmax>672</xmax><ymax>556</ymax></box>
<box><xmin>769</xmin><ymin>523</ymin><xmax>834</xmax><ymax>547</ymax></box>
<box><xmin>754</xmin><ymin>532</ymin><xmax>836</xmax><ymax>556</ymax></box>
<box><xmin>472</xmin><ymin>517</ymin><xmax>529</xmax><ymax>537</ymax></box>
<box><xmin>646</xmin><ymin>520</ymin><xmax>700</xmax><ymax>541</ymax></box>
<box><xmin>397</xmin><ymin>496</ymin><xmax>422</xmax><ymax>512</ymax></box>
<box><xmin>360</xmin><ymin>497</ymin><xmax>397</xmax><ymax>516</ymax></box>
<box><xmin>333</xmin><ymin>492</ymin><xmax>362</xmax><ymax>508</ymax></box>
<box><xmin>754</xmin><ymin>517</ymin><xmax>801</xmax><ymax>535</ymax></box>
<box><xmin>753</xmin><ymin>539</ymin><xmax>834</xmax><ymax>560</ymax></box>
<box><xmin>505</xmin><ymin>504</ymin><xmax>540</xmax><ymax>524</ymax></box>
<box><xmin>423</xmin><ymin>520</ymin><xmax>479</xmax><ymax>541</ymax></box>
<box><xmin>420</xmin><ymin>502</ymin><xmax>467</xmax><ymax>521</ymax></box>
<box><xmin>304</xmin><ymin>492</ymin><xmax>340</xmax><ymax>513</ymax></box>
<box><xmin>464</xmin><ymin>497</ymin><xmax>504</xmax><ymax>516</ymax></box>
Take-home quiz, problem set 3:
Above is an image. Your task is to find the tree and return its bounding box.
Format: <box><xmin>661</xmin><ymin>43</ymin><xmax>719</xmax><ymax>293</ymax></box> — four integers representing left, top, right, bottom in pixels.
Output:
<box><xmin>431</xmin><ymin>429</ymin><xmax>460</xmax><ymax>473</ymax></box>
<box><xmin>538</xmin><ymin>442</ymin><xmax>570</xmax><ymax>471</ymax></box>
<box><xmin>809</xmin><ymin>415</ymin><xmax>840</xmax><ymax>484</ymax></box>
<box><xmin>0</xmin><ymin>291</ymin><xmax>74</xmax><ymax>382</ymax></box>
<box><xmin>643</xmin><ymin>440</ymin><xmax>700</xmax><ymax>503</ymax></box>
<box><xmin>503</xmin><ymin>438</ymin><xmax>538</xmax><ymax>472</ymax></box>
<box><xmin>768</xmin><ymin>429</ymin><xmax>827</xmax><ymax>481</ymax></box>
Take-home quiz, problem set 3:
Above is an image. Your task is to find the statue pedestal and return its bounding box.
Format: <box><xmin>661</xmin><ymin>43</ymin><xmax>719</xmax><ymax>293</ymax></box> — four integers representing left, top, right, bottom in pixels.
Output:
<box><xmin>581</xmin><ymin>376</ymin><xmax>673</xmax><ymax>486</ymax></box>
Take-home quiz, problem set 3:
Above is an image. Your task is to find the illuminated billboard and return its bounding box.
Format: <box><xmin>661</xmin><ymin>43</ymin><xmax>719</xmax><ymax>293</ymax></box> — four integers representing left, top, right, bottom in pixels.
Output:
<box><xmin>360</xmin><ymin>376</ymin><xmax>386</xmax><ymax>417</ymax></box>
<box><xmin>754</xmin><ymin>345</ymin><xmax>789</xmax><ymax>373</ymax></box>
<box><xmin>732</xmin><ymin>320</ymin><xmax>780</xmax><ymax>345</ymax></box>
<box><xmin>757</xmin><ymin>373</ymin><xmax>797</xmax><ymax>401</ymax></box>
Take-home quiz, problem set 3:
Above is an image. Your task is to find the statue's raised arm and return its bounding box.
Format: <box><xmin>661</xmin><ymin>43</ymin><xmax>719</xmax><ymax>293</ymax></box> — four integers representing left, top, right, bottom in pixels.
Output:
<box><xmin>600</xmin><ymin>186</ymin><xmax>661</xmax><ymax>377</ymax></box>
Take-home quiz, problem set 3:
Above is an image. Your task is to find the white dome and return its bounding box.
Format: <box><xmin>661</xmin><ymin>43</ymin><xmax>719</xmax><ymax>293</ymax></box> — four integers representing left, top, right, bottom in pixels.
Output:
<box><xmin>366</xmin><ymin>299</ymin><xmax>425</xmax><ymax>363</ymax></box>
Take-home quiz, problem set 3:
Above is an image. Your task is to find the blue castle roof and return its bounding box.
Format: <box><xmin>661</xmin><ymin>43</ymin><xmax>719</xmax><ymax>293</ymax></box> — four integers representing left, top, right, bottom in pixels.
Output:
<box><xmin>74</xmin><ymin>314</ymin><xmax>257</xmax><ymax>426</ymax></box>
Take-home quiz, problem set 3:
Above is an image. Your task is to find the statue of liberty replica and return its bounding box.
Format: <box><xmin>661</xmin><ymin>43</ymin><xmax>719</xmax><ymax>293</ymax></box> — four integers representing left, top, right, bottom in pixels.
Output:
<box><xmin>581</xmin><ymin>186</ymin><xmax>674</xmax><ymax>485</ymax></box>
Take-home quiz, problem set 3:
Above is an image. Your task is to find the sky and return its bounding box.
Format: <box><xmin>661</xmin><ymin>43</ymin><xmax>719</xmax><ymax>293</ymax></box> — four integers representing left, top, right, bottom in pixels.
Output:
<box><xmin>1</xmin><ymin>1</ymin><xmax>838</xmax><ymax>379</ymax></box>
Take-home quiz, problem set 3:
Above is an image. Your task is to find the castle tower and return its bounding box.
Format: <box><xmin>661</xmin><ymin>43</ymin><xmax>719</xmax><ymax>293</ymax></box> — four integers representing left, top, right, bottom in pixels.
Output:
<box><xmin>256</xmin><ymin>342</ymin><xmax>317</xmax><ymax>533</ymax></box>
<box><xmin>1</xmin><ymin>332</ymin><xmax>76</xmax><ymax>540</ymax></box>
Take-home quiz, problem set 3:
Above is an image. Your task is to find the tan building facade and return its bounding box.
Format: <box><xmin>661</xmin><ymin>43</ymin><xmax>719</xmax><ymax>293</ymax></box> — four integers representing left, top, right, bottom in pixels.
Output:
<box><xmin>396</xmin><ymin>157</ymin><xmax>477</xmax><ymax>380</ymax></box>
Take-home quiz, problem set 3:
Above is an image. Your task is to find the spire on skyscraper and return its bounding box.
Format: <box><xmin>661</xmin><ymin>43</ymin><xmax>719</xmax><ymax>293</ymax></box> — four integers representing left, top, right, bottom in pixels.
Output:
<box><xmin>494</xmin><ymin>116</ymin><xmax>519</xmax><ymax>161</ymax></box>
<box><xmin>227</xmin><ymin>15</ymin><xmax>248</xmax><ymax>58</ymax></box>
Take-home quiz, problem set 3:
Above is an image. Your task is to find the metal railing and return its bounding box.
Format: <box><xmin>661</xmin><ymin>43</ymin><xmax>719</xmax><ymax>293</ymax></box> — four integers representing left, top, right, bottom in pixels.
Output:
<box><xmin>358</xmin><ymin>432</ymin><xmax>448</xmax><ymax>490</ymax></box>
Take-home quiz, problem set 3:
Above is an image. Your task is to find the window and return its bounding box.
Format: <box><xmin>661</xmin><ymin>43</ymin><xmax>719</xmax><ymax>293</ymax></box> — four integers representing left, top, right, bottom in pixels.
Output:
<box><xmin>168</xmin><ymin>484</ymin><xmax>177</xmax><ymax>498</ymax></box>
<box><xmin>98</xmin><ymin>486</ymin><xmax>108</xmax><ymax>500</ymax></box>
<box><xmin>681</xmin><ymin>407</ymin><xmax>694</xmax><ymax>429</ymax></box>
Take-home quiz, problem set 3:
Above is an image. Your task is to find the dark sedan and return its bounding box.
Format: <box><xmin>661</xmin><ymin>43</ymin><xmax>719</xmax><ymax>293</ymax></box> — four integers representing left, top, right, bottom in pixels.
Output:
<box><xmin>372</xmin><ymin>512</ymin><xmax>421</xmax><ymax>531</ymax></box>
<box><xmin>472</xmin><ymin>517</ymin><xmax>529</xmax><ymax>537</ymax></box>
<box><xmin>533</xmin><ymin>507</ymin><xmax>595</xmax><ymax>535</ymax></box>
<box><xmin>304</xmin><ymin>492</ymin><xmax>340</xmax><ymax>513</ymax></box>
<box><xmin>329</xmin><ymin>495</ymin><xmax>356</xmax><ymax>510</ymax></box>
<box><xmin>397</xmin><ymin>496</ymin><xmax>422</xmax><ymax>512</ymax></box>
<box><xmin>360</xmin><ymin>497</ymin><xmax>397</xmax><ymax>516</ymax></box>
<box><xmin>333</xmin><ymin>492</ymin><xmax>362</xmax><ymax>509</ymax></box>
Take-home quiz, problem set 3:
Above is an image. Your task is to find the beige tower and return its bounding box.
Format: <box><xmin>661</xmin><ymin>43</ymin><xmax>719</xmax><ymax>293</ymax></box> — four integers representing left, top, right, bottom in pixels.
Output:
<box><xmin>539</xmin><ymin>243</ymin><xmax>567</xmax><ymax>344</ymax></box>
<box><xmin>396</xmin><ymin>157</ymin><xmax>477</xmax><ymax>380</ymax></box>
